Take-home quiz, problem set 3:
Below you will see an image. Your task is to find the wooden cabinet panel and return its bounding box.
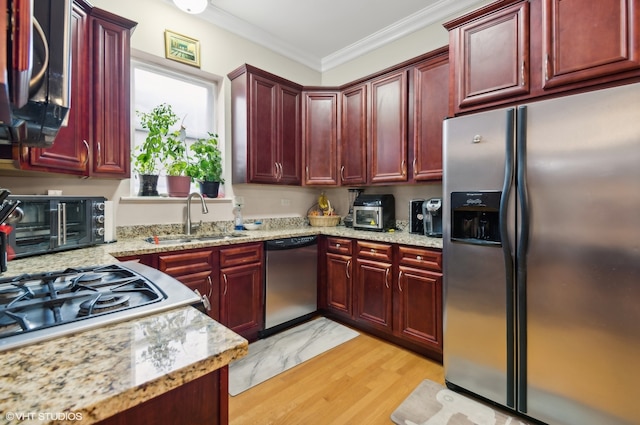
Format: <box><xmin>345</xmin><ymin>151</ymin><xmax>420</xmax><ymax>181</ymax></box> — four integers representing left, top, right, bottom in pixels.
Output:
<box><xmin>369</xmin><ymin>70</ymin><xmax>408</xmax><ymax>183</ymax></box>
<box><xmin>396</xmin><ymin>266</ymin><xmax>442</xmax><ymax>352</ymax></box>
<box><xmin>411</xmin><ymin>52</ymin><xmax>449</xmax><ymax>181</ymax></box>
<box><xmin>355</xmin><ymin>240</ymin><xmax>393</xmax><ymax>262</ymax></box>
<box><xmin>326</xmin><ymin>253</ymin><xmax>352</xmax><ymax>318</ymax></box>
<box><xmin>452</xmin><ymin>1</ymin><xmax>530</xmax><ymax>110</ymax></box>
<box><xmin>397</xmin><ymin>245</ymin><xmax>442</xmax><ymax>272</ymax></box>
<box><xmin>220</xmin><ymin>262</ymin><xmax>263</xmax><ymax>341</ymax></box>
<box><xmin>326</xmin><ymin>237</ymin><xmax>353</xmax><ymax>255</ymax></box>
<box><xmin>542</xmin><ymin>0</ymin><xmax>640</xmax><ymax>89</ymax></box>
<box><xmin>249</xmin><ymin>74</ymin><xmax>279</xmax><ymax>182</ymax></box>
<box><xmin>302</xmin><ymin>91</ymin><xmax>339</xmax><ymax>185</ymax></box>
<box><xmin>219</xmin><ymin>242</ymin><xmax>262</xmax><ymax>267</ymax></box>
<box><xmin>340</xmin><ymin>84</ymin><xmax>368</xmax><ymax>185</ymax></box>
<box><xmin>278</xmin><ymin>85</ymin><xmax>302</xmax><ymax>184</ymax></box>
<box><xmin>355</xmin><ymin>257</ymin><xmax>393</xmax><ymax>332</ymax></box>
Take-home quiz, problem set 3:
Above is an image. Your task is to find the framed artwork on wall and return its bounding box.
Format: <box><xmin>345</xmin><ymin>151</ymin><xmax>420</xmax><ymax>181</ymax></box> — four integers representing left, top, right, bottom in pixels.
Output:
<box><xmin>164</xmin><ymin>30</ymin><xmax>201</xmax><ymax>67</ymax></box>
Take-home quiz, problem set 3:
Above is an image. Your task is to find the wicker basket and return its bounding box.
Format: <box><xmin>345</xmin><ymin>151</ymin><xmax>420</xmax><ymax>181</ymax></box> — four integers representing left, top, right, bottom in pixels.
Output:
<box><xmin>308</xmin><ymin>215</ymin><xmax>341</xmax><ymax>227</ymax></box>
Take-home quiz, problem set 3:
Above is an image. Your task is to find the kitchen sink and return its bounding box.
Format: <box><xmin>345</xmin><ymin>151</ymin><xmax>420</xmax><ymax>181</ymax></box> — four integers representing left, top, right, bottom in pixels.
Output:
<box><xmin>145</xmin><ymin>233</ymin><xmax>247</xmax><ymax>245</ymax></box>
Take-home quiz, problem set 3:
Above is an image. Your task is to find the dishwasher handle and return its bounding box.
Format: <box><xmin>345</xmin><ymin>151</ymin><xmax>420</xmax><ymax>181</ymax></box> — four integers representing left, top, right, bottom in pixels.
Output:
<box><xmin>265</xmin><ymin>236</ymin><xmax>318</xmax><ymax>250</ymax></box>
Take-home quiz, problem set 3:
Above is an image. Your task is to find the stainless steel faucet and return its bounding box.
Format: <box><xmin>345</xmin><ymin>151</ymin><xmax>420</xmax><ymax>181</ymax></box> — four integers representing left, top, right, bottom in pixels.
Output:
<box><xmin>185</xmin><ymin>192</ymin><xmax>209</xmax><ymax>235</ymax></box>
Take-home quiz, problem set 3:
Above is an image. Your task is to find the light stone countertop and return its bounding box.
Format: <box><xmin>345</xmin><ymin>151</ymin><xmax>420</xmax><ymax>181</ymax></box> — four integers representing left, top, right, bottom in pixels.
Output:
<box><xmin>0</xmin><ymin>224</ymin><xmax>440</xmax><ymax>424</ymax></box>
<box><xmin>0</xmin><ymin>306</ymin><xmax>248</xmax><ymax>425</ymax></box>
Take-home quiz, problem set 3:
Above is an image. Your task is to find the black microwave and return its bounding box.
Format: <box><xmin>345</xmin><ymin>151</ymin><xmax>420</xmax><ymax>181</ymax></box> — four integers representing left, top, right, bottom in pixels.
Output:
<box><xmin>6</xmin><ymin>195</ymin><xmax>106</xmax><ymax>259</ymax></box>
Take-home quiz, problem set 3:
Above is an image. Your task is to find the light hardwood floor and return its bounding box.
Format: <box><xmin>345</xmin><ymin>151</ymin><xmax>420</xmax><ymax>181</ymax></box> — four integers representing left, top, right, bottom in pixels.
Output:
<box><xmin>228</xmin><ymin>330</ymin><xmax>444</xmax><ymax>425</ymax></box>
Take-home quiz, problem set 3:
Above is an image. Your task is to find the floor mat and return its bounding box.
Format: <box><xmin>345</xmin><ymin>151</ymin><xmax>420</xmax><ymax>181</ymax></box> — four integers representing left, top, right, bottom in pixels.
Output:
<box><xmin>228</xmin><ymin>317</ymin><xmax>359</xmax><ymax>396</ymax></box>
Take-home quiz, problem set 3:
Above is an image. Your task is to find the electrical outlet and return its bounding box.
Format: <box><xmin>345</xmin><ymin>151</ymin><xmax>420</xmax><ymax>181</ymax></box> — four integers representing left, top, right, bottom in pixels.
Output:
<box><xmin>281</xmin><ymin>198</ymin><xmax>291</xmax><ymax>207</ymax></box>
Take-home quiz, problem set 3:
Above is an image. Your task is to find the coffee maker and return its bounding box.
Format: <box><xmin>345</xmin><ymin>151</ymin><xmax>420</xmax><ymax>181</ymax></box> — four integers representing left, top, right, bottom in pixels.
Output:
<box><xmin>422</xmin><ymin>197</ymin><xmax>443</xmax><ymax>238</ymax></box>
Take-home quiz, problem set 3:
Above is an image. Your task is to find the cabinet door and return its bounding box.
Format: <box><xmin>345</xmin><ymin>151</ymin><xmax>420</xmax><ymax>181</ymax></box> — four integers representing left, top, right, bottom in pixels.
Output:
<box><xmin>411</xmin><ymin>55</ymin><xmax>449</xmax><ymax>181</ymax></box>
<box><xmin>302</xmin><ymin>91</ymin><xmax>339</xmax><ymax>185</ymax></box>
<box><xmin>326</xmin><ymin>253</ymin><xmax>352</xmax><ymax>318</ymax></box>
<box><xmin>90</xmin><ymin>11</ymin><xmax>134</xmax><ymax>177</ymax></box>
<box><xmin>20</xmin><ymin>3</ymin><xmax>90</xmax><ymax>174</ymax></box>
<box><xmin>156</xmin><ymin>249</ymin><xmax>217</xmax><ymax>320</ymax></box>
<box><xmin>369</xmin><ymin>70</ymin><xmax>408</xmax><ymax>183</ymax></box>
<box><xmin>340</xmin><ymin>84</ymin><xmax>367</xmax><ymax>185</ymax></box>
<box><xmin>249</xmin><ymin>73</ymin><xmax>279</xmax><ymax>183</ymax></box>
<box><xmin>278</xmin><ymin>84</ymin><xmax>302</xmax><ymax>184</ymax></box>
<box><xmin>454</xmin><ymin>1</ymin><xmax>530</xmax><ymax>109</ymax></box>
<box><xmin>396</xmin><ymin>265</ymin><xmax>442</xmax><ymax>352</ymax></box>
<box><xmin>220</xmin><ymin>262</ymin><xmax>264</xmax><ymax>341</ymax></box>
<box><xmin>354</xmin><ymin>258</ymin><xmax>393</xmax><ymax>333</ymax></box>
<box><xmin>542</xmin><ymin>0</ymin><xmax>640</xmax><ymax>89</ymax></box>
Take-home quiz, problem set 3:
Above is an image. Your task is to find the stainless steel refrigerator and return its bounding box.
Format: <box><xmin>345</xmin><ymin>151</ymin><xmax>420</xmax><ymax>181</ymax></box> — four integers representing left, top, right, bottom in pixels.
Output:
<box><xmin>442</xmin><ymin>83</ymin><xmax>640</xmax><ymax>425</ymax></box>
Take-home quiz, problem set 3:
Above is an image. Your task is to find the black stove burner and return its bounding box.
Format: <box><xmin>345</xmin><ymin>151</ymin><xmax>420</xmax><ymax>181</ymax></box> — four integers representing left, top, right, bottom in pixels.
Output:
<box><xmin>78</xmin><ymin>294</ymin><xmax>130</xmax><ymax>316</ymax></box>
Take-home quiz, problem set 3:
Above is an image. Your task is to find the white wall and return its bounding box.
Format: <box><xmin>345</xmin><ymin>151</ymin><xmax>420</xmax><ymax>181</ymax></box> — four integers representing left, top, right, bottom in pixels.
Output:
<box><xmin>1</xmin><ymin>0</ymin><xmax>493</xmax><ymax>227</ymax></box>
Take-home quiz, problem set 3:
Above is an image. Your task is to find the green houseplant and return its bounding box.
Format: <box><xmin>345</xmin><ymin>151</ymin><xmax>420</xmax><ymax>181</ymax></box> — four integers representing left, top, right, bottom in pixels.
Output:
<box><xmin>187</xmin><ymin>132</ymin><xmax>224</xmax><ymax>198</ymax></box>
<box><xmin>132</xmin><ymin>103</ymin><xmax>179</xmax><ymax>196</ymax></box>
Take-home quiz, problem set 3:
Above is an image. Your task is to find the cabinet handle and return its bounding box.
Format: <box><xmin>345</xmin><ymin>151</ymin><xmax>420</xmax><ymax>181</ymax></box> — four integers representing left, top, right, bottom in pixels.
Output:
<box><xmin>96</xmin><ymin>141</ymin><xmax>101</xmax><ymax>166</ymax></box>
<box><xmin>385</xmin><ymin>268</ymin><xmax>390</xmax><ymax>289</ymax></box>
<box><xmin>401</xmin><ymin>159</ymin><xmax>407</xmax><ymax>177</ymax></box>
<box><xmin>207</xmin><ymin>275</ymin><xmax>213</xmax><ymax>299</ymax></box>
<box><xmin>545</xmin><ymin>54</ymin><xmax>550</xmax><ymax>81</ymax></box>
<box><xmin>278</xmin><ymin>162</ymin><xmax>283</xmax><ymax>181</ymax></box>
<box><xmin>521</xmin><ymin>60</ymin><xmax>526</xmax><ymax>86</ymax></box>
<box><xmin>346</xmin><ymin>259</ymin><xmax>351</xmax><ymax>279</ymax></box>
<box><xmin>82</xmin><ymin>139</ymin><xmax>90</xmax><ymax>166</ymax></box>
<box><xmin>274</xmin><ymin>162</ymin><xmax>279</xmax><ymax>180</ymax></box>
<box><xmin>398</xmin><ymin>270</ymin><xmax>403</xmax><ymax>292</ymax></box>
<box><xmin>306</xmin><ymin>165</ymin><xmax>309</xmax><ymax>181</ymax></box>
<box><xmin>340</xmin><ymin>166</ymin><xmax>345</xmax><ymax>182</ymax></box>
<box><xmin>223</xmin><ymin>273</ymin><xmax>228</xmax><ymax>295</ymax></box>
<box><xmin>412</xmin><ymin>158</ymin><xmax>417</xmax><ymax>175</ymax></box>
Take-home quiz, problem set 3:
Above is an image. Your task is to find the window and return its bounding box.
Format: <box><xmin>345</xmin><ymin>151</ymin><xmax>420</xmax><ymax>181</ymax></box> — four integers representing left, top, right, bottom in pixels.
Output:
<box><xmin>130</xmin><ymin>55</ymin><xmax>220</xmax><ymax>196</ymax></box>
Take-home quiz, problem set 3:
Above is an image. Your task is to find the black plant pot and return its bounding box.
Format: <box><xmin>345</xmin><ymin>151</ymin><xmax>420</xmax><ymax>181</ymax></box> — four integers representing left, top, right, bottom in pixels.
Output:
<box><xmin>199</xmin><ymin>181</ymin><xmax>220</xmax><ymax>198</ymax></box>
<box><xmin>138</xmin><ymin>174</ymin><xmax>159</xmax><ymax>196</ymax></box>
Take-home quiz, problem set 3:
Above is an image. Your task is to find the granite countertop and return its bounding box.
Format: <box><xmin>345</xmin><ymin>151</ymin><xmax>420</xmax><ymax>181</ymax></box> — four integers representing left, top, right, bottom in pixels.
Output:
<box><xmin>4</xmin><ymin>225</ymin><xmax>443</xmax><ymax>277</ymax></box>
<box><xmin>0</xmin><ymin>306</ymin><xmax>248</xmax><ymax>425</ymax></box>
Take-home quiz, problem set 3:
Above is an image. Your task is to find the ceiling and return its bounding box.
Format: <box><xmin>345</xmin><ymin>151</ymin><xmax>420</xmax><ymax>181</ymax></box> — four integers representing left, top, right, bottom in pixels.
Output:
<box><xmin>184</xmin><ymin>0</ymin><xmax>488</xmax><ymax>72</ymax></box>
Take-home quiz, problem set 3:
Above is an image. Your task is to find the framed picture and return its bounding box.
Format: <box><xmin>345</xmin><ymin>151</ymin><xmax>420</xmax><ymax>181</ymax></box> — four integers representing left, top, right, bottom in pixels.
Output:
<box><xmin>164</xmin><ymin>30</ymin><xmax>201</xmax><ymax>68</ymax></box>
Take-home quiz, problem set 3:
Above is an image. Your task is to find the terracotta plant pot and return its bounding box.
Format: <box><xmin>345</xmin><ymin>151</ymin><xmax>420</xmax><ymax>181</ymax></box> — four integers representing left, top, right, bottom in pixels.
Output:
<box><xmin>199</xmin><ymin>181</ymin><xmax>220</xmax><ymax>198</ymax></box>
<box><xmin>166</xmin><ymin>175</ymin><xmax>191</xmax><ymax>197</ymax></box>
<box><xmin>138</xmin><ymin>174</ymin><xmax>159</xmax><ymax>196</ymax></box>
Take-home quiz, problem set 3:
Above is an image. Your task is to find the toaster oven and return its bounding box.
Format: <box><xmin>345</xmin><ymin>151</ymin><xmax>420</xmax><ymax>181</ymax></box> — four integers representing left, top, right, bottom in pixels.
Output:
<box><xmin>352</xmin><ymin>194</ymin><xmax>395</xmax><ymax>231</ymax></box>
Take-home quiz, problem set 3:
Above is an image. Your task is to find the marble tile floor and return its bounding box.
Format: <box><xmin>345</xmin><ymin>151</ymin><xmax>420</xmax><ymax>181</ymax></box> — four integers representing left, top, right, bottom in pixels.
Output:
<box><xmin>229</xmin><ymin>317</ymin><xmax>359</xmax><ymax>396</ymax></box>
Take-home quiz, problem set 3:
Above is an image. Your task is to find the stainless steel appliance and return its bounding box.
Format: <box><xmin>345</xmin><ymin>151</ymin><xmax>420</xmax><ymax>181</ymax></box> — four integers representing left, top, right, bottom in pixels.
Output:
<box><xmin>443</xmin><ymin>83</ymin><xmax>640</xmax><ymax>425</ymax></box>
<box><xmin>6</xmin><ymin>195</ymin><xmax>107</xmax><ymax>258</ymax></box>
<box><xmin>1</xmin><ymin>0</ymin><xmax>72</xmax><ymax>147</ymax></box>
<box><xmin>422</xmin><ymin>198</ymin><xmax>442</xmax><ymax>238</ymax></box>
<box><xmin>353</xmin><ymin>194</ymin><xmax>395</xmax><ymax>231</ymax></box>
<box><xmin>0</xmin><ymin>261</ymin><xmax>203</xmax><ymax>352</ymax></box>
<box><xmin>262</xmin><ymin>236</ymin><xmax>317</xmax><ymax>337</ymax></box>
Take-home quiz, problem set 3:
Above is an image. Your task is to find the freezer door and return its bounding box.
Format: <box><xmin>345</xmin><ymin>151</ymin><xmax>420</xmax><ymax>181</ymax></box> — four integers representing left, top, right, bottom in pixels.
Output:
<box><xmin>443</xmin><ymin>108</ymin><xmax>516</xmax><ymax>407</ymax></box>
<box><xmin>522</xmin><ymin>84</ymin><xmax>640</xmax><ymax>425</ymax></box>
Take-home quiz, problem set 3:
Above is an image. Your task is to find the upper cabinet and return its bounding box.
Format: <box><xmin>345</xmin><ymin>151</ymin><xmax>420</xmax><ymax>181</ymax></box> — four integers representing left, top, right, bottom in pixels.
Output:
<box><xmin>228</xmin><ymin>65</ymin><xmax>302</xmax><ymax>185</ymax></box>
<box><xmin>340</xmin><ymin>83</ymin><xmax>368</xmax><ymax>186</ymax></box>
<box><xmin>445</xmin><ymin>0</ymin><xmax>640</xmax><ymax>114</ymax></box>
<box><xmin>12</xmin><ymin>1</ymin><xmax>136</xmax><ymax>177</ymax></box>
<box><xmin>302</xmin><ymin>90</ymin><xmax>339</xmax><ymax>185</ymax></box>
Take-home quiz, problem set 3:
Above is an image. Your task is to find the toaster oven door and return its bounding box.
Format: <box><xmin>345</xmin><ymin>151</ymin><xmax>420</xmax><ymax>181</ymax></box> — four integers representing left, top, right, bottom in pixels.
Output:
<box><xmin>354</xmin><ymin>206</ymin><xmax>383</xmax><ymax>231</ymax></box>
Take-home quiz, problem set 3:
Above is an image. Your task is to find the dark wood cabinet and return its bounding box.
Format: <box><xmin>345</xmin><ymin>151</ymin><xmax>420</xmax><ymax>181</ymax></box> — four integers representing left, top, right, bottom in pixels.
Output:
<box><xmin>219</xmin><ymin>243</ymin><xmax>264</xmax><ymax>342</ymax></box>
<box><xmin>541</xmin><ymin>0</ymin><xmax>640</xmax><ymax>89</ymax></box>
<box><xmin>14</xmin><ymin>1</ymin><xmax>135</xmax><ymax>177</ymax></box>
<box><xmin>446</xmin><ymin>0</ymin><xmax>640</xmax><ymax>114</ymax></box>
<box><xmin>409</xmin><ymin>48</ymin><xmax>450</xmax><ymax>181</ymax></box>
<box><xmin>340</xmin><ymin>84</ymin><xmax>368</xmax><ymax>185</ymax></box>
<box><xmin>302</xmin><ymin>90</ymin><xmax>339</xmax><ymax>185</ymax></box>
<box><xmin>324</xmin><ymin>237</ymin><xmax>354</xmax><ymax>319</ymax></box>
<box><xmin>229</xmin><ymin>65</ymin><xmax>302</xmax><ymax>185</ymax></box>
<box><xmin>395</xmin><ymin>246</ymin><xmax>443</xmax><ymax>354</ymax></box>
<box><xmin>369</xmin><ymin>70</ymin><xmax>408</xmax><ymax>183</ymax></box>
<box><xmin>354</xmin><ymin>241</ymin><xmax>394</xmax><ymax>333</ymax></box>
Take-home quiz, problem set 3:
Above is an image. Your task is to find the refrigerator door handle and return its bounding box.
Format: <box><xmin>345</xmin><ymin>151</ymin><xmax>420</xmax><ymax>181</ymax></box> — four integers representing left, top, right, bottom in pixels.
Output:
<box><xmin>516</xmin><ymin>105</ymin><xmax>530</xmax><ymax>412</ymax></box>
<box><xmin>500</xmin><ymin>108</ymin><xmax>517</xmax><ymax>408</ymax></box>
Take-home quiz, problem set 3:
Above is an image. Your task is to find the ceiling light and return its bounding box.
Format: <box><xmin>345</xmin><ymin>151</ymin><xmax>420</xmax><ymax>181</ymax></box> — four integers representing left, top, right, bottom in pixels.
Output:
<box><xmin>173</xmin><ymin>0</ymin><xmax>208</xmax><ymax>14</ymax></box>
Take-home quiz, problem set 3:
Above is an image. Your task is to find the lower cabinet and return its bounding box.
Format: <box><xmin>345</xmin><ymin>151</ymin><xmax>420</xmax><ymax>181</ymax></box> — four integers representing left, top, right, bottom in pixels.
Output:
<box><xmin>320</xmin><ymin>236</ymin><xmax>443</xmax><ymax>360</ymax></box>
<box><xmin>219</xmin><ymin>243</ymin><xmax>264</xmax><ymax>342</ymax></box>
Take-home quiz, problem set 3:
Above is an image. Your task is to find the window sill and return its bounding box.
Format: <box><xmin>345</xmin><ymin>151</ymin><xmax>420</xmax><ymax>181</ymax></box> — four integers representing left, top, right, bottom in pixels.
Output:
<box><xmin>120</xmin><ymin>196</ymin><xmax>232</xmax><ymax>204</ymax></box>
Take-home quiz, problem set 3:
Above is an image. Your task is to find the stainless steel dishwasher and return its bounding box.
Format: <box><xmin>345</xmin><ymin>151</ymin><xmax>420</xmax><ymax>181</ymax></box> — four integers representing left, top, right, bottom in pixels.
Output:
<box><xmin>262</xmin><ymin>235</ymin><xmax>318</xmax><ymax>337</ymax></box>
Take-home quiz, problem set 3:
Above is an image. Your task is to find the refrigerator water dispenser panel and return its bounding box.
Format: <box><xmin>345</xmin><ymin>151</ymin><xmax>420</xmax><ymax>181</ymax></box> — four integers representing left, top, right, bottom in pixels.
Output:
<box><xmin>450</xmin><ymin>191</ymin><xmax>501</xmax><ymax>245</ymax></box>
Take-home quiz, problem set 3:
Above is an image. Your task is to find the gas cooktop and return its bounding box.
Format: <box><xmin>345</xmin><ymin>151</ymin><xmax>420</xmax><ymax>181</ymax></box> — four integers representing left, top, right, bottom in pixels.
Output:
<box><xmin>0</xmin><ymin>262</ymin><xmax>202</xmax><ymax>352</ymax></box>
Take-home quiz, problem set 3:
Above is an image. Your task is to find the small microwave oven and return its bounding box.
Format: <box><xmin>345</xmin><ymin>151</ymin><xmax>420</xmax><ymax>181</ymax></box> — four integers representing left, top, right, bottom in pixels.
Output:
<box><xmin>6</xmin><ymin>195</ymin><xmax>107</xmax><ymax>259</ymax></box>
<box><xmin>352</xmin><ymin>194</ymin><xmax>395</xmax><ymax>231</ymax></box>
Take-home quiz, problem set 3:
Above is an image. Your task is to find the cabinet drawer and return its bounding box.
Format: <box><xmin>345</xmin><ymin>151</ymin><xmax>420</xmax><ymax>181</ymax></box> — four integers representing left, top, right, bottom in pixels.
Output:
<box><xmin>326</xmin><ymin>237</ymin><xmax>352</xmax><ymax>255</ymax></box>
<box><xmin>157</xmin><ymin>249</ymin><xmax>215</xmax><ymax>278</ymax></box>
<box><xmin>398</xmin><ymin>246</ymin><xmax>442</xmax><ymax>272</ymax></box>
<box><xmin>356</xmin><ymin>241</ymin><xmax>393</xmax><ymax>262</ymax></box>
<box><xmin>220</xmin><ymin>242</ymin><xmax>263</xmax><ymax>267</ymax></box>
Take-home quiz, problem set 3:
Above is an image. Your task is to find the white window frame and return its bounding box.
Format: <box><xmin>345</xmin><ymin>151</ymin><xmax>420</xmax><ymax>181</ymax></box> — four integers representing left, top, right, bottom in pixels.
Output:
<box><xmin>129</xmin><ymin>49</ymin><xmax>223</xmax><ymax>197</ymax></box>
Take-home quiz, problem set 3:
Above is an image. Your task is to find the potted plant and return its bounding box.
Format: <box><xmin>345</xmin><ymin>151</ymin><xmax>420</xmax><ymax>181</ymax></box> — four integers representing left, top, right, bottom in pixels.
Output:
<box><xmin>132</xmin><ymin>103</ymin><xmax>179</xmax><ymax>196</ymax></box>
<box><xmin>187</xmin><ymin>132</ymin><xmax>224</xmax><ymax>198</ymax></box>
<box><xmin>164</xmin><ymin>124</ymin><xmax>192</xmax><ymax>197</ymax></box>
